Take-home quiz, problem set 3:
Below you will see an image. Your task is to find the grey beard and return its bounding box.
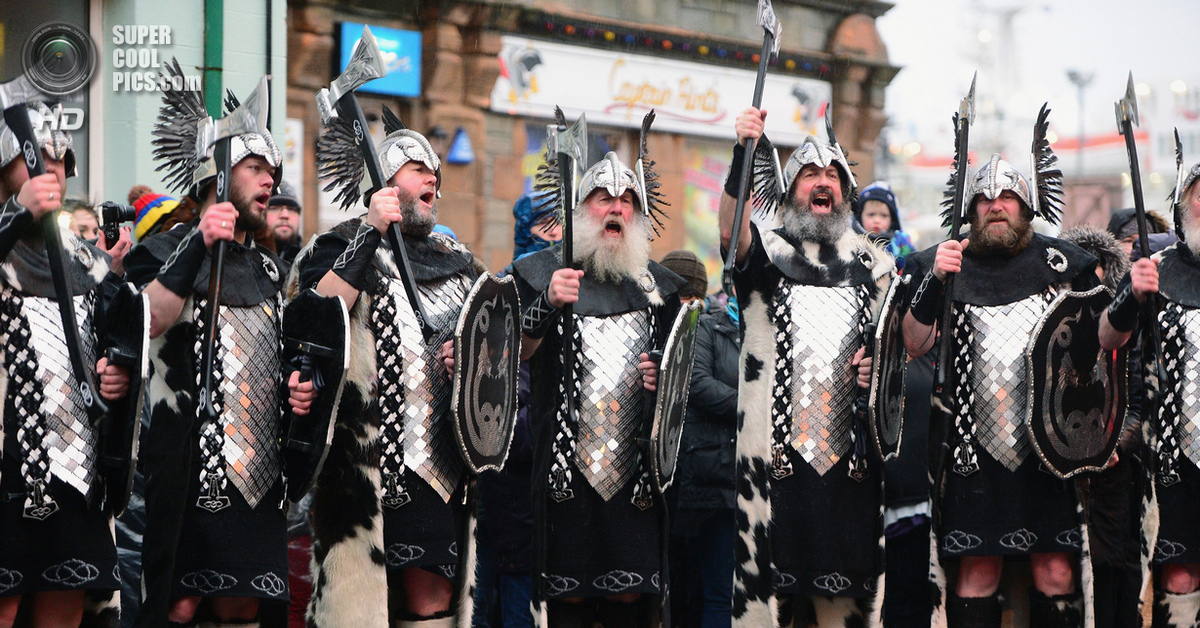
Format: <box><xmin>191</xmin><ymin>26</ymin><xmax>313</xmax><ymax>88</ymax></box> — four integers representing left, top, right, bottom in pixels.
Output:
<box><xmin>1180</xmin><ymin>208</ymin><xmax>1200</xmax><ymax>257</ymax></box>
<box><xmin>573</xmin><ymin>209</ymin><xmax>651</xmax><ymax>284</ymax></box>
<box><xmin>779</xmin><ymin>196</ymin><xmax>851</xmax><ymax>245</ymax></box>
<box><xmin>398</xmin><ymin>190</ymin><xmax>437</xmax><ymax>238</ymax></box>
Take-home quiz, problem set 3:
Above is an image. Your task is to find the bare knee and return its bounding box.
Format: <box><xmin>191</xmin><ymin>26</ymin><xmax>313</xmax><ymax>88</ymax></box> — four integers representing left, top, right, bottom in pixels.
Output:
<box><xmin>169</xmin><ymin>596</ymin><xmax>203</xmax><ymax>624</ymax></box>
<box><xmin>0</xmin><ymin>595</ymin><xmax>20</xmax><ymax>628</ymax></box>
<box><xmin>28</xmin><ymin>590</ymin><xmax>85</xmax><ymax>628</ymax></box>
<box><xmin>210</xmin><ymin>596</ymin><xmax>260</xmax><ymax>621</ymax></box>
<box><xmin>400</xmin><ymin>568</ymin><xmax>453</xmax><ymax>617</ymax></box>
<box><xmin>956</xmin><ymin>556</ymin><xmax>1003</xmax><ymax>598</ymax></box>
<box><xmin>1031</xmin><ymin>552</ymin><xmax>1076</xmax><ymax>596</ymax></box>
<box><xmin>1162</xmin><ymin>564</ymin><xmax>1200</xmax><ymax>594</ymax></box>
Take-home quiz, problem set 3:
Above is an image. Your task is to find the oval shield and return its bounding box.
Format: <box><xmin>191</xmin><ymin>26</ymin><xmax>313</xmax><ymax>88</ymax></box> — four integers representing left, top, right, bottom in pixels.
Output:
<box><xmin>1026</xmin><ymin>285</ymin><xmax>1127</xmax><ymax>479</ymax></box>
<box><xmin>651</xmin><ymin>299</ymin><xmax>704</xmax><ymax>492</ymax></box>
<box><xmin>452</xmin><ymin>273</ymin><xmax>522</xmax><ymax>474</ymax></box>
<box><xmin>869</xmin><ymin>279</ymin><xmax>907</xmax><ymax>462</ymax></box>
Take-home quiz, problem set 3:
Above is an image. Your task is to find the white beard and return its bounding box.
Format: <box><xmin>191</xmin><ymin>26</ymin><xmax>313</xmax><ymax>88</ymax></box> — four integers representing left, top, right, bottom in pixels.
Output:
<box><xmin>573</xmin><ymin>209</ymin><xmax>651</xmax><ymax>283</ymax></box>
<box><xmin>1181</xmin><ymin>206</ymin><xmax>1200</xmax><ymax>257</ymax></box>
<box><xmin>779</xmin><ymin>195</ymin><xmax>851</xmax><ymax>245</ymax></box>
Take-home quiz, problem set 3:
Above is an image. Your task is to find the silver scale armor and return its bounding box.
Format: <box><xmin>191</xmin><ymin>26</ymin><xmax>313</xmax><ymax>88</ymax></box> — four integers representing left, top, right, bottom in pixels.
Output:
<box><xmin>1163</xmin><ymin>301</ymin><xmax>1200</xmax><ymax>470</ymax></box>
<box><xmin>195</xmin><ymin>299</ymin><xmax>283</xmax><ymax>510</ymax></box>
<box><xmin>6</xmin><ymin>288</ymin><xmax>99</xmax><ymax>499</ymax></box>
<box><xmin>375</xmin><ymin>269</ymin><xmax>473</xmax><ymax>505</ymax></box>
<box><xmin>574</xmin><ymin>310</ymin><xmax>652</xmax><ymax>501</ymax></box>
<box><xmin>772</xmin><ymin>282</ymin><xmax>863</xmax><ymax>477</ymax></box>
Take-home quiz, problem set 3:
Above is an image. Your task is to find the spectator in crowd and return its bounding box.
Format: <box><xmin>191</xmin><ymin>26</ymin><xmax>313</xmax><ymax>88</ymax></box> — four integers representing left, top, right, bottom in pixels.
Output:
<box><xmin>855</xmin><ymin>181</ymin><xmax>916</xmax><ymax>271</ymax></box>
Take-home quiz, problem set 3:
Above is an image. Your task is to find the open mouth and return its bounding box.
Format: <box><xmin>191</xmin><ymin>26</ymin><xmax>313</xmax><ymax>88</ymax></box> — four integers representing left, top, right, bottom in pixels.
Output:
<box><xmin>254</xmin><ymin>192</ymin><xmax>270</xmax><ymax>209</ymax></box>
<box><xmin>811</xmin><ymin>190</ymin><xmax>833</xmax><ymax>213</ymax></box>
<box><xmin>603</xmin><ymin>219</ymin><xmax>624</xmax><ymax>237</ymax></box>
<box><xmin>418</xmin><ymin>190</ymin><xmax>435</xmax><ymax>208</ymax></box>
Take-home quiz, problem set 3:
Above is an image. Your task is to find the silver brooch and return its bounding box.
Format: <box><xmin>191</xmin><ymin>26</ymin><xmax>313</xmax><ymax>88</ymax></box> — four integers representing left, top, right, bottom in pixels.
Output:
<box><xmin>73</xmin><ymin>237</ymin><xmax>95</xmax><ymax>270</ymax></box>
<box><xmin>1046</xmin><ymin>247</ymin><xmax>1068</xmax><ymax>272</ymax></box>
<box><xmin>263</xmin><ymin>256</ymin><xmax>280</xmax><ymax>282</ymax></box>
<box><xmin>638</xmin><ymin>271</ymin><xmax>657</xmax><ymax>293</ymax></box>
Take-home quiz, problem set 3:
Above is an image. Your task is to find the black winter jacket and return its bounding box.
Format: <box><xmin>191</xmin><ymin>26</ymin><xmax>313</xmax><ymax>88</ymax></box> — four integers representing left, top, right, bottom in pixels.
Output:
<box><xmin>675</xmin><ymin>308</ymin><xmax>740</xmax><ymax>512</ymax></box>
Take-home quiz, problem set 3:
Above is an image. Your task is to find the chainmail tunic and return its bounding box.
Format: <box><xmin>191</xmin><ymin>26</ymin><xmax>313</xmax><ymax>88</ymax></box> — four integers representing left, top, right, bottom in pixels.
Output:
<box><xmin>771</xmin><ymin>282</ymin><xmax>864</xmax><ymax>477</ymax></box>
<box><xmin>573</xmin><ymin>310</ymin><xmax>652</xmax><ymax>502</ymax></box>
<box><xmin>373</xmin><ymin>271</ymin><xmax>473</xmax><ymax>504</ymax></box>
<box><xmin>5</xmin><ymin>288</ymin><xmax>99</xmax><ymax>499</ymax></box>
<box><xmin>965</xmin><ymin>293</ymin><xmax>1050</xmax><ymax>471</ymax></box>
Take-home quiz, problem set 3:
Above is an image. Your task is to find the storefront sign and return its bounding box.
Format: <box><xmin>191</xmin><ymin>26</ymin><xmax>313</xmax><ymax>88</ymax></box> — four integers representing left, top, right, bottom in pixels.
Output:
<box><xmin>491</xmin><ymin>36</ymin><xmax>832</xmax><ymax>147</ymax></box>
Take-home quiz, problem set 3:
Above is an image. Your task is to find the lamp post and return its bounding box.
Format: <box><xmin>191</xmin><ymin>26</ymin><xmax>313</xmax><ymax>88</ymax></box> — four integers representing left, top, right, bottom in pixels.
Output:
<box><xmin>1067</xmin><ymin>69</ymin><xmax>1094</xmax><ymax>177</ymax></box>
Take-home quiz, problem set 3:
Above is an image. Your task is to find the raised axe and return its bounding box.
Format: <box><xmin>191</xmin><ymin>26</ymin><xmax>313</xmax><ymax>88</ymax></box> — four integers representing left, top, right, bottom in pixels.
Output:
<box><xmin>317</xmin><ymin>25</ymin><xmax>438</xmax><ymax>343</ymax></box>
<box><xmin>194</xmin><ymin>75</ymin><xmax>271</xmax><ymax>421</ymax></box>
<box><xmin>546</xmin><ymin>108</ymin><xmax>587</xmax><ymax>428</ymax></box>
<box><xmin>721</xmin><ymin>0</ymin><xmax>781</xmax><ymax>293</ymax></box>
<box><xmin>0</xmin><ymin>75</ymin><xmax>108</xmax><ymax>426</ymax></box>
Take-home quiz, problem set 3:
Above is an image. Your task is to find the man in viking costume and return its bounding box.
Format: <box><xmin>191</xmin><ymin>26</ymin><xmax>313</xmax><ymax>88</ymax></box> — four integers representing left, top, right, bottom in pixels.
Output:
<box><xmin>720</xmin><ymin>106</ymin><xmax>893</xmax><ymax>628</ymax></box>
<box><xmin>515</xmin><ymin>112</ymin><xmax>684</xmax><ymax>627</ymax></box>
<box><xmin>124</xmin><ymin>62</ymin><xmax>293</xmax><ymax>626</ymax></box>
<box><xmin>1099</xmin><ymin>150</ymin><xmax>1200</xmax><ymax>628</ymax></box>
<box><xmin>289</xmin><ymin>107</ymin><xmax>478</xmax><ymax>627</ymax></box>
<box><xmin>902</xmin><ymin>107</ymin><xmax>1101</xmax><ymax>627</ymax></box>
<box><xmin>0</xmin><ymin>98</ymin><xmax>140</xmax><ymax>627</ymax></box>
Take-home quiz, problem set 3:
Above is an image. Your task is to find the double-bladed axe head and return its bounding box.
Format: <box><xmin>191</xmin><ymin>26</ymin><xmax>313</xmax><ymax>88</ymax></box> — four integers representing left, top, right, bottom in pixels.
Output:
<box><xmin>195</xmin><ymin>75</ymin><xmax>270</xmax><ymax>163</ymax></box>
<box><xmin>960</xmin><ymin>72</ymin><xmax>978</xmax><ymax>126</ymax></box>
<box><xmin>316</xmin><ymin>25</ymin><xmax>387</xmax><ymax>126</ymax></box>
<box><xmin>1115</xmin><ymin>72</ymin><xmax>1139</xmax><ymax>133</ymax></box>
<box><xmin>548</xmin><ymin>109</ymin><xmax>588</xmax><ymax>210</ymax></box>
<box><xmin>757</xmin><ymin>0</ymin><xmax>782</xmax><ymax>57</ymax></box>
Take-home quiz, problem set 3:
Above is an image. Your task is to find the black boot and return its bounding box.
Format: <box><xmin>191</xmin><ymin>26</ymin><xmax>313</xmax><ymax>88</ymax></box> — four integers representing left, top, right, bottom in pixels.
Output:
<box><xmin>1028</xmin><ymin>589</ymin><xmax>1082</xmax><ymax>628</ymax></box>
<box><xmin>548</xmin><ymin>599</ymin><xmax>596</xmax><ymax>628</ymax></box>
<box><xmin>946</xmin><ymin>594</ymin><xmax>1001</xmax><ymax>628</ymax></box>
<box><xmin>1154</xmin><ymin>590</ymin><xmax>1200</xmax><ymax>628</ymax></box>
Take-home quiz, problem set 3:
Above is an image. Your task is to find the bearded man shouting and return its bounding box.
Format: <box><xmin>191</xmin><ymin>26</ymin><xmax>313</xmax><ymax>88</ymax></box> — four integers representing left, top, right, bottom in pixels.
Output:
<box><xmin>514</xmin><ymin>146</ymin><xmax>686</xmax><ymax>627</ymax></box>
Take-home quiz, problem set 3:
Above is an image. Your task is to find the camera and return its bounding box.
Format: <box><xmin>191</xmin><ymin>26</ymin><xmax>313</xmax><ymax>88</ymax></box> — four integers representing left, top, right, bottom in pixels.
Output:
<box><xmin>99</xmin><ymin>201</ymin><xmax>136</xmax><ymax>244</ymax></box>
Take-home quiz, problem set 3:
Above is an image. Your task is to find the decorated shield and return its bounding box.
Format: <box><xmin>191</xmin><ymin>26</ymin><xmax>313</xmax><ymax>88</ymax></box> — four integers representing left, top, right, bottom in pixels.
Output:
<box><xmin>98</xmin><ymin>285</ymin><xmax>150</xmax><ymax>516</ymax></box>
<box><xmin>281</xmin><ymin>290</ymin><xmax>350</xmax><ymax>503</ymax></box>
<box><xmin>1026</xmin><ymin>285</ymin><xmax>1127</xmax><ymax>479</ymax></box>
<box><xmin>868</xmin><ymin>279</ymin><xmax>907</xmax><ymax>462</ymax></box>
<box><xmin>651</xmin><ymin>300</ymin><xmax>704</xmax><ymax>492</ymax></box>
<box><xmin>452</xmin><ymin>273</ymin><xmax>522</xmax><ymax>474</ymax></box>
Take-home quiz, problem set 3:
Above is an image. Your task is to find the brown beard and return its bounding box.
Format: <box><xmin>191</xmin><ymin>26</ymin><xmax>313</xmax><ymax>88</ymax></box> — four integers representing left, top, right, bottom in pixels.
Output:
<box><xmin>779</xmin><ymin>186</ymin><xmax>852</xmax><ymax>245</ymax></box>
<box><xmin>233</xmin><ymin>185</ymin><xmax>268</xmax><ymax>233</ymax></box>
<box><xmin>397</xmin><ymin>188</ymin><xmax>437</xmax><ymax>238</ymax></box>
<box><xmin>969</xmin><ymin>206</ymin><xmax>1033</xmax><ymax>256</ymax></box>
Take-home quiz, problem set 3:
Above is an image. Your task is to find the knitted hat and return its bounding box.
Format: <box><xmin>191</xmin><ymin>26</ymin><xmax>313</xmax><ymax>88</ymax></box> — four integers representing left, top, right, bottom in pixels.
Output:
<box><xmin>660</xmin><ymin>249</ymin><xmax>708</xmax><ymax>299</ymax></box>
<box><xmin>855</xmin><ymin>180</ymin><xmax>900</xmax><ymax>231</ymax></box>
<box><xmin>268</xmin><ymin>180</ymin><xmax>301</xmax><ymax>211</ymax></box>
<box><xmin>128</xmin><ymin>184</ymin><xmax>179</xmax><ymax>241</ymax></box>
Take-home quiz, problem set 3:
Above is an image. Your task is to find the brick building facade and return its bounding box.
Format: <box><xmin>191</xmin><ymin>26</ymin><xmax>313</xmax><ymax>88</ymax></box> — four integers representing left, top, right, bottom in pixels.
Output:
<box><xmin>287</xmin><ymin>0</ymin><xmax>899</xmax><ymax>277</ymax></box>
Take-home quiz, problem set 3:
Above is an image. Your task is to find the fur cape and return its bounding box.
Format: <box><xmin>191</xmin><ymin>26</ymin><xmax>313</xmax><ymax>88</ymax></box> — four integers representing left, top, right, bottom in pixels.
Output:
<box><xmin>904</xmin><ymin>235</ymin><xmax>1103</xmax><ymax>628</ymax></box>
<box><xmin>731</xmin><ymin>223</ymin><xmax>894</xmax><ymax>628</ymax></box>
<box><xmin>287</xmin><ymin>221</ymin><xmax>478</xmax><ymax>627</ymax></box>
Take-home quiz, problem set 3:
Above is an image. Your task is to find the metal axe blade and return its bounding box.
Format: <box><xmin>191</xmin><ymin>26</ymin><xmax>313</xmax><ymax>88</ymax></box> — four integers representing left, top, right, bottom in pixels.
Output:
<box><xmin>1115</xmin><ymin>72</ymin><xmax>1139</xmax><ymax>131</ymax></box>
<box><xmin>961</xmin><ymin>72</ymin><xmax>978</xmax><ymax>126</ymax></box>
<box><xmin>317</xmin><ymin>25</ymin><xmax>386</xmax><ymax>125</ymax></box>
<box><xmin>549</xmin><ymin>113</ymin><xmax>588</xmax><ymax>210</ymax></box>
<box><xmin>757</xmin><ymin>0</ymin><xmax>782</xmax><ymax>57</ymax></box>
<box><xmin>0</xmin><ymin>74</ymin><xmax>47</xmax><ymax>111</ymax></box>
<box><xmin>195</xmin><ymin>75</ymin><xmax>271</xmax><ymax>163</ymax></box>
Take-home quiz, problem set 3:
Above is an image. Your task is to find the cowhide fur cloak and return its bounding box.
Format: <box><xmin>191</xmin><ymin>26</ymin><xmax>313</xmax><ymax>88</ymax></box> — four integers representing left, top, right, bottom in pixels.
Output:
<box><xmin>732</xmin><ymin>224</ymin><xmax>894</xmax><ymax>628</ymax></box>
<box><xmin>0</xmin><ymin>223</ymin><xmax>122</xmax><ymax>626</ymax></box>
<box><xmin>286</xmin><ymin>222</ymin><xmax>477</xmax><ymax>628</ymax></box>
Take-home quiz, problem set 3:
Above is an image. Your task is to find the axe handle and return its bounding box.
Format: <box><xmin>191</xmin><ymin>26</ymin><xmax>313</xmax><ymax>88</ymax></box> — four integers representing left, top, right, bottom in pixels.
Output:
<box><xmin>935</xmin><ymin>115</ymin><xmax>971</xmax><ymax>392</ymax></box>
<box><xmin>1121</xmin><ymin>121</ymin><xmax>1165</xmax><ymax>374</ymax></box>
<box><xmin>199</xmin><ymin>138</ymin><xmax>232</xmax><ymax>421</ymax></box>
<box><xmin>721</xmin><ymin>30</ymin><xmax>775</xmax><ymax>291</ymax></box>
<box><xmin>557</xmin><ymin>131</ymin><xmax>577</xmax><ymax>427</ymax></box>
<box><xmin>1</xmin><ymin>104</ymin><xmax>109</xmax><ymax>423</ymax></box>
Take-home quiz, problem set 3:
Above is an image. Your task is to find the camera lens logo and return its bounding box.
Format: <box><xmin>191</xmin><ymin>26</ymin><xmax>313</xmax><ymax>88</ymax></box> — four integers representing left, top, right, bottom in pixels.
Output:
<box><xmin>22</xmin><ymin>22</ymin><xmax>98</xmax><ymax>96</ymax></box>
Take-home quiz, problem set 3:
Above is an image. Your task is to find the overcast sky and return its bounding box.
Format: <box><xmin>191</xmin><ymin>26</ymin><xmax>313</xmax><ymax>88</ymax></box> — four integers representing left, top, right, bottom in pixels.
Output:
<box><xmin>877</xmin><ymin>0</ymin><xmax>1200</xmax><ymax>151</ymax></box>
